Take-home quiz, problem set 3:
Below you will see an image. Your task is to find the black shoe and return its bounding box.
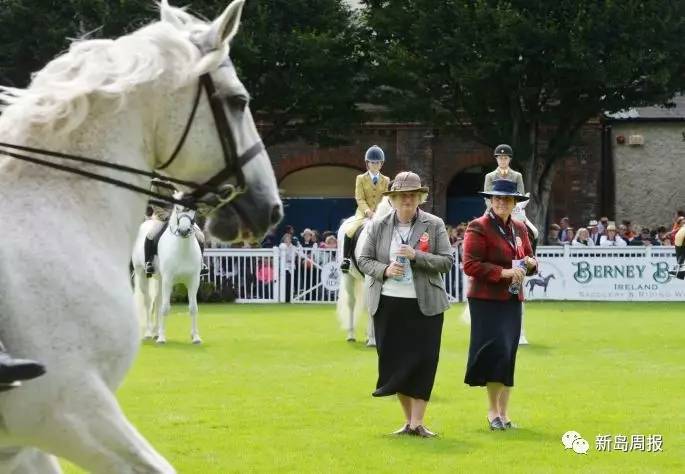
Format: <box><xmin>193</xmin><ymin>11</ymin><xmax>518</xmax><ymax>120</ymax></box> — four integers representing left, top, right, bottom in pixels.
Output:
<box><xmin>340</xmin><ymin>259</ymin><xmax>351</xmax><ymax>273</ymax></box>
<box><xmin>145</xmin><ymin>261</ymin><xmax>154</xmax><ymax>278</ymax></box>
<box><xmin>200</xmin><ymin>263</ymin><xmax>209</xmax><ymax>276</ymax></box>
<box><xmin>488</xmin><ymin>417</ymin><xmax>506</xmax><ymax>431</ymax></box>
<box><xmin>0</xmin><ymin>381</ymin><xmax>22</xmax><ymax>392</ymax></box>
<box><xmin>410</xmin><ymin>425</ymin><xmax>437</xmax><ymax>438</ymax></box>
<box><xmin>0</xmin><ymin>352</ymin><xmax>46</xmax><ymax>384</ymax></box>
<box><xmin>391</xmin><ymin>424</ymin><xmax>411</xmax><ymax>435</ymax></box>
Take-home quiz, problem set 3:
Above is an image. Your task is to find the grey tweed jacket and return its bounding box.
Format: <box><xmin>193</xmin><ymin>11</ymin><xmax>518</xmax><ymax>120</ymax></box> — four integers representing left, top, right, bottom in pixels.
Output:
<box><xmin>357</xmin><ymin>209</ymin><xmax>453</xmax><ymax>317</ymax></box>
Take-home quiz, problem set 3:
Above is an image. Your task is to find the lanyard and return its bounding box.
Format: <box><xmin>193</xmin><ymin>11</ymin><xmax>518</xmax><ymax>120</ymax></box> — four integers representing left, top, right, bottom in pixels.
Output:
<box><xmin>393</xmin><ymin>212</ymin><xmax>417</xmax><ymax>245</ymax></box>
<box><xmin>488</xmin><ymin>210</ymin><xmax>518</xmax><ymax>252</ymax></box>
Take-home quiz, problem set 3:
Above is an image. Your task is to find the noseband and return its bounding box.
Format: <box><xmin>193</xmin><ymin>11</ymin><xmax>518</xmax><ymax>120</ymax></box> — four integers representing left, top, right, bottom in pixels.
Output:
<box><xmin>169</xmin><ymin>208</ymin><xmax>196</xmax><ymax>238</ymax></box>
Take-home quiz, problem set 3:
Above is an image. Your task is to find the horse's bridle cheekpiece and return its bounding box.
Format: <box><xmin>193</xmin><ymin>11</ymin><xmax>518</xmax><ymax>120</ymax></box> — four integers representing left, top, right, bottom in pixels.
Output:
<box><xmin>0</xmin><ymin>54</ymin><xmax>263</xmax><ymax>215</ymax></box>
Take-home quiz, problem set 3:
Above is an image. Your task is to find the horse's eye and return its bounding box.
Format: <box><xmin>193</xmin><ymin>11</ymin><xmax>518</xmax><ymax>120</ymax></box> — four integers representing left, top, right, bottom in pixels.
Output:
<box><xmin>228</xmin><ymin>95</ymin><xmax>248</xmax><ymax>112</ymax></box>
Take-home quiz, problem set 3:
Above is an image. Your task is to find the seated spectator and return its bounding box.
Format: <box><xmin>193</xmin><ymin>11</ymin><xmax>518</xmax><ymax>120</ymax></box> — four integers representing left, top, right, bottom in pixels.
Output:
<box><xmin>283</xmin><ymin>225</ymin><xmax>300</xmax><ymax>246</ymax></box>
<box><xmin>630</xmin><ymin>227</ymin><xmax>660</xmax><ymax>246</ymax></box>
<box><xmin>300</xmin><ymin>228</ymin><xmax>317</xmax><ymax>248</ymax></box>
<box><xmin>621</xmin><ymin>220</ymin><xmax>636</xmax><ymax>243</ymax></box>
<box><xmin>322</xmin><ymin>235</ymin><xmax>338</xmax><ymax>249</ymax></box>
<box><xmin>547</xmin><ymin>224</ymin><xmax>562</xmax><ymax>245</ymax></box>
<box><xmin>599</xmin><ymin>223</ymin><xmax>627</xmax><ymax>247</ymax></box>
<box><xmin>563</xmin><ymin>227</ymin><xmax>575</xmax><ymax>245</ymax></box>
<box><xmin>597</xmin><ymin>216</ymin><xmax>609</xmax><ymax>235</ymax></box>
<box><xmin>587</xmin><ymin>220</ymin><xmax>601</xmax><ymax>245</ymax></box>
<box><xmin>449</xmin><ymin>223</ymin><xmax>466</xmax><ymax>249</ymax></box>
<box><xmin>572</xmin><ymin>227</ymin><xmax>595</xmax><ymax>246</ymax></box>
<box><xmin>657</xmin><ymin>226</ymin><xmax>670</xmax><ymax>245</ymax></box>
<box><xmin>559</xmin><ymin>217</ymin><xmax>571</xmax><ymax>242</ymax></box>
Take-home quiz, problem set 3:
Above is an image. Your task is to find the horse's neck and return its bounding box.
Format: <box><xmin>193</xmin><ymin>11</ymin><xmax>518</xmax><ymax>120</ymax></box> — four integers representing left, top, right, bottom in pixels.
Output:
<box><xmin>0</xmin><ymin>93</ymin><xmax>155</xmax><ymax>257</ymax></box>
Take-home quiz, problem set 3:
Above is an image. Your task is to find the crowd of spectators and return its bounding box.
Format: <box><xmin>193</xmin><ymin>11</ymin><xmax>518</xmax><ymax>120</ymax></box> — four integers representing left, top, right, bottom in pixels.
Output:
<box><xmin>204</xmin><ymin>209</ymin><xmax>684</xmax><ymax>254</ymax></box>
<box><xmin>544</xmin><ymin>210</ymin><xmax>684</xmax><ymax>247</ymax></box>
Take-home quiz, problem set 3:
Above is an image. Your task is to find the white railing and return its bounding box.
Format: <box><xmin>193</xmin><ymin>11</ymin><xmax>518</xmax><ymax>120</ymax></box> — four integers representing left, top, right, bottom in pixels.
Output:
<box><xmin>202</xmin><ymin>246</ymin><xmax>681</xmax><ymax>303</ymax></box>
<box><xmin>203</xmin><ymin>248</ymin><xmax>280</xmax><ymax>303</ymax></box>
<box><xmin>202</xmin><ymin>247</ymin><xmax>462</xmax><ymax>304</ymax></box>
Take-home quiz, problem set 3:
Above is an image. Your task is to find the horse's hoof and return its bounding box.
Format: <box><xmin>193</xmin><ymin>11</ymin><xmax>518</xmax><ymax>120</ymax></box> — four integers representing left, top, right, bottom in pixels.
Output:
<box><xmin>192</xmin><ymin>338</ymin><xmax>202</xmax><ymax>345</ymax></box>
<box><xmin>156</xmin><ymin>338</ymin><xmax>166</xmax><ymax>345</ymax></box>
<box><xmin>142</xmin><ymin>335</ymin><xmax>153</xmax><ymax>341</ymax></box>
<box><xmin>346</xmin><ymin>337</ymin><xmax>356</xmax><ymax>342</ymax></box>
<box><xmin>153</xmin><ymin>335</ymin><xmax>159</xmax><ymax>341</ymax></box>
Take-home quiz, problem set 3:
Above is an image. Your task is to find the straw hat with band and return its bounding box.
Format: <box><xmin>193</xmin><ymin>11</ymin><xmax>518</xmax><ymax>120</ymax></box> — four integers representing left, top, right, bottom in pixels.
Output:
<box><xmin>383</xmin><ymin>171</ymin><xmax>429</xmax><ymax>196</ymax></box>
<box><xmin>479</xmin><ymin>179</ymin><xmax>529</xmax><ymax>202</ymax></box>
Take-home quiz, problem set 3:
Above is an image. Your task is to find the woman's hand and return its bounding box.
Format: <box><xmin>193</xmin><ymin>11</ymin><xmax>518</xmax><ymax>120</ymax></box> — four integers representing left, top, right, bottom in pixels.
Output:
<box><xmin>501</xmin><ymin>267</ymin><xmax>526</xmax><ymax>284</ymax></box>
<box><xmin>397</xmin><ymin>244</ymin><xmax>416</xmax><ymax>260</ymax></box>
<box><xmin>384</xmin><ymin>261</ymin><xmax>405</xmax><ymax>279</ymax></box>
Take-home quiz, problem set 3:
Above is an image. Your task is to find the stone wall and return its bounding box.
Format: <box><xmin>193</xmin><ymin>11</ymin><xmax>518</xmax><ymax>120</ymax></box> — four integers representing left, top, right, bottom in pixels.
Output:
<box><xmin>611</xmin><ymin>122</ymin><xmax>685</xmax><ymax>228</ymax></box>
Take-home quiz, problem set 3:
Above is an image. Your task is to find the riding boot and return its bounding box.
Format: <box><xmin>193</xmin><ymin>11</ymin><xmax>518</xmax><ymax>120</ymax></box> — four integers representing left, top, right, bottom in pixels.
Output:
<box><xmin>669</xmin><ymin>244</ymin><xmax>685</xmax><ymax>280</ymax></box>
<box><xmin>197</xmin><ymin>237</ymin><xmax>209</xmax><ymax>276</ymax></box>
<box><xmin>0</xmin><ymin>340</ymin><xmax>45</xmax><ymax>390</ymax></box>
<box><xmin>144</xmin><ymin>237</ymin><xmax>156</xmax><ymax>278</ymax></box>
<box><xmin>340</xmin><ymin>235</ymin><xmax>352</xmax><ymax>273</ymax></box>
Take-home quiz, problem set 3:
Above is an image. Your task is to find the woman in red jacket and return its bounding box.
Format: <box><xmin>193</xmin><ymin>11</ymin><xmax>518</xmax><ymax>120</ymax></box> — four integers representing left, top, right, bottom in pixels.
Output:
<box><xmin>462</xmin><ymin>179</ymin><xmax>537</xmax><ymax>431</ymax></box>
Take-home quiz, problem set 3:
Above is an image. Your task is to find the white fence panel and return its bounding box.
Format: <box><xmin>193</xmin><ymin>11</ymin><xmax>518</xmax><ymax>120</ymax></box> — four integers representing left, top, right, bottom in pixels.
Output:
<box><xmin>287</xmin><ymin>248</ymin><xmax>340</xmax><ymax>303</ymax></box>
<box><xmin>202</xmin><ymin>248</ymin><xmax>280</xmax><ymax>303</ymax></box>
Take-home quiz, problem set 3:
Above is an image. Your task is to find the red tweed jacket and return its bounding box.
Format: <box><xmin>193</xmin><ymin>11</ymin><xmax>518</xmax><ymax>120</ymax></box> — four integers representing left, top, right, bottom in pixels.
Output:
<box><xmin>463</xmin><ymin>213</ymin><xmax>536</xmax><ymax>301</ymax></box>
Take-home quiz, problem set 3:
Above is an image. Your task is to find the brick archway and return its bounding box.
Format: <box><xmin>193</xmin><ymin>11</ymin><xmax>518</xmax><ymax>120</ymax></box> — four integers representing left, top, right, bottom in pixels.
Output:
<box><xmin>273</xmin><ymin>148</ymin><xmax>366</xmax><ymax>182</ymax></box>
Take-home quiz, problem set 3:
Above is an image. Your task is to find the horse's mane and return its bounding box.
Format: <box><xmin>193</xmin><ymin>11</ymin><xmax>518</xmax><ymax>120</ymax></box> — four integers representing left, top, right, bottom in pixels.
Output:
<box><xmin>0</xmin><ymin>1</ymin><xmax>226</xmax><ymax>136</ymax></box>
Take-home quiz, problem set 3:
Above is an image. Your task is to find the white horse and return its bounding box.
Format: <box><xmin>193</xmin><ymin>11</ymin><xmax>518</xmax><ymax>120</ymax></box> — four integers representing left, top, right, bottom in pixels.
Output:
<box><xmin>461</xmin><ymin>198</ymin><xmax>538</xmax><ymax>345</ymax></box>
<box><xmin>0</xmin><ymin>1</ymin><xmax>281</xmax><ymax>472</ymax></box>
<box><xmin>336</xmin><ymin>196</ymin><xmax>393</xmax><ymax>346</ymax></box>
<box><xmin>132</xmin><ymin>194</ymin><xmax>203</xmax><ymax>344</ymax></box>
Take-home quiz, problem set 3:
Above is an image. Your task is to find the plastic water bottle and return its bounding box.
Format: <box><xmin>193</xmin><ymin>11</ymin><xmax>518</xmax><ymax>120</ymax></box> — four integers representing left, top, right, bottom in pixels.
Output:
<box><xmin>509</xmin><ymin>259</ymin><xmax>526</xmax><ymax>295</ymax></box>
<box><xmin>394</xmin><ymin>255</ymin><xmax>410</xmax><ymax>282</ymax></box>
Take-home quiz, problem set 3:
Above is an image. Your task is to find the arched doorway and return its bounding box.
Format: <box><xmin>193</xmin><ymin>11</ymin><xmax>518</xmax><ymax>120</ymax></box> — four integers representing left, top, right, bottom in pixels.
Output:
<box><xmin>279</xmin><ymin>166</ymin><xmax>361</xmax><ymax>235</ymax></box>
<box><xmin>446</xmin><ymin>165</ymin><xmax>488</xmax><ymax>225</ymax></box>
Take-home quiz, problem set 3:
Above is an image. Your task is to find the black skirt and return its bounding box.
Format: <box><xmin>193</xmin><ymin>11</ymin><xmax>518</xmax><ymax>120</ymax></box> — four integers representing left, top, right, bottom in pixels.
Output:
<box><xmin>464</xmin><ymin>297</ymin><xmax>522</xmax><ymax>387</ymax></box>
<box><xmin>373</xmin><ymin>295</ymin><xmax>444</xmax><ymax>401</ymax></box>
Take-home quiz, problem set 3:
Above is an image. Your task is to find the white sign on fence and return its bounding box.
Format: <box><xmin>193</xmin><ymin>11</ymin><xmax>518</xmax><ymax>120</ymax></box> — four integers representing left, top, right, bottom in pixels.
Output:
<box><xmin>525</xmin><ymin>246</ymin><xmax>684</xmax><ymax>301</ymax></box>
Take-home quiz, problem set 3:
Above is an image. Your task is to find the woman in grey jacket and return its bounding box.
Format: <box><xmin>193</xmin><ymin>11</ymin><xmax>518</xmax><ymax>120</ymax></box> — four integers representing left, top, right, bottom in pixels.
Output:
<box><xmin>358</xmin><ymin>171</ymin><xmax>453</xmax><ymax>438</ymax></box>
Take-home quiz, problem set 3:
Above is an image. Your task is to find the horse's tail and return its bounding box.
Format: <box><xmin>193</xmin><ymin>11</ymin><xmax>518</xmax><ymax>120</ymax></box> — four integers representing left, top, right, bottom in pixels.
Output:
<box><xmin>336</xmin><ymin>273</ymin><xmax>364</xmax><ymax>331</ymax></box>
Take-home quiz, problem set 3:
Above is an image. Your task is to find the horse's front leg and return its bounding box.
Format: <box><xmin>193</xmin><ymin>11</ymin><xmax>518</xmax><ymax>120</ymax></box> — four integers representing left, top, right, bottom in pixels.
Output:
<box><xmin>188</xmin><ymin>275</ymin><xmax>202</xmax><ymax>344</ymax></box>
<box><xmin>156</xmin><ymin>277</ymin><xmax>173</xmax><ymax>345</ymax></box>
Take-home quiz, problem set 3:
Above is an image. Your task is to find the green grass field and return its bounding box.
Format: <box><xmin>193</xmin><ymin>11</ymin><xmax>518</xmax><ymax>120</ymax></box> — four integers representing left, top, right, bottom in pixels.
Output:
<box><xmin>63</xmin><ymin>302</ymin><xmax>685</xmax><ymax>473</ymax></box>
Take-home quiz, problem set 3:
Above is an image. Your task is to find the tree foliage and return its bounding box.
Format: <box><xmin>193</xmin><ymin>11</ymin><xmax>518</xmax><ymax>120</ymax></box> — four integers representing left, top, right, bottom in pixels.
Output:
<box><xmin>0</xmin><ymin>0</ymin><xmax>364</xmax><ymax>147</ymax></box>
<box><xmin>363</xmin><ymin>0</ymin><xmax>685</xmax><ymax>223</ymax></box>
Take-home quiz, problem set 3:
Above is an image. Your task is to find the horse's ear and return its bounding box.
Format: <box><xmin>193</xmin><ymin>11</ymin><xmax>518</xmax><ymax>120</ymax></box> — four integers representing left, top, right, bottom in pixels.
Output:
<box><xmin>159</xmin><ymin>0</ymin><xmax>185</xmax><ymax>29</ymax></box>
<box><xmin>206</xmin><ymin>0</ymin><xmax>245</xmax><ymax>47</ymax></box>
<box><xmin>519</xmin><ymin>194</ymin><xmax>530</xmax><ymax>210</ymax></box>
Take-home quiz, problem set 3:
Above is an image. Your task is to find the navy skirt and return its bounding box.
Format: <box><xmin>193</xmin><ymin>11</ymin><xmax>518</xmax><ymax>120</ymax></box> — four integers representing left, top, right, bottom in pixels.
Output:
<box><xmin>373</xmin><ymin>295</ymin><xmax>444</xmax><ymax>401</ymax></box>
<box><xmin>464</xmin><ymin>297</ymin><xmax>522</xmax><ymax>387</ymax></box>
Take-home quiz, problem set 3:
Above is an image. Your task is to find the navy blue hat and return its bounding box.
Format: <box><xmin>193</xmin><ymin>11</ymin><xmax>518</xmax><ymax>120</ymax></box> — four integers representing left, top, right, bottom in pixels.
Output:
<box><xmin>479</xmin><ymin>179</ymin><xmax>529</xmax><ymax>202</ymax></box>
<box><xmin>364</xmin><ymin>145</ymin><xmax>385</xmax><ymax>162</ymax></box>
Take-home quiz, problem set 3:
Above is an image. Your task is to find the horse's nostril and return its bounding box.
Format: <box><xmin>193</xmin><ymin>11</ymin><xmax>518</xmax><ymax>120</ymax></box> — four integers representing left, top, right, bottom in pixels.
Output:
<box><xmin>270</xmin><ymin>203</ymin><xmax>283</xmax><ymax>225</ymax></box>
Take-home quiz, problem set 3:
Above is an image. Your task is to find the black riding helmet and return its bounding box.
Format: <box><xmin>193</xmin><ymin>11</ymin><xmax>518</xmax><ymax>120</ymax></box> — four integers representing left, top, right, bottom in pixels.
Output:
<box><xmin>493</xmin><ymin>144</ymin><xmax>513</xmax><ymax>157</ymax></box>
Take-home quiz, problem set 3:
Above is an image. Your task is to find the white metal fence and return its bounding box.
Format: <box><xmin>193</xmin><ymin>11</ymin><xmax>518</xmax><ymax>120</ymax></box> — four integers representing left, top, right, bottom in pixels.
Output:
<box><xmin>201</xmin><ymin>246</ymin><xmax>682</xmax><ymax>303</ymax></box>
<box><xmin>201</xmin><ymin>247</ymin><xmax>463</xmax><ymax>304</ymax></box>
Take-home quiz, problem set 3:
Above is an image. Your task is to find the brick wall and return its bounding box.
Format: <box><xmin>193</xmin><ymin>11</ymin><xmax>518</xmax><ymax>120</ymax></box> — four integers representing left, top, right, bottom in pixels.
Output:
<box><xmin>265</xmin><ymin>123</ymin><xmax>604</xmax><ymax>227</ymax></box>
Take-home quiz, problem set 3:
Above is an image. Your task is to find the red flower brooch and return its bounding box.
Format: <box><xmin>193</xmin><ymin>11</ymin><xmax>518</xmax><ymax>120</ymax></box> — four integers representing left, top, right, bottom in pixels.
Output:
<box><xmin>418</xmin><ymin>232</ymin><xmax>430</xmax><ymax>252</ymax></box>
